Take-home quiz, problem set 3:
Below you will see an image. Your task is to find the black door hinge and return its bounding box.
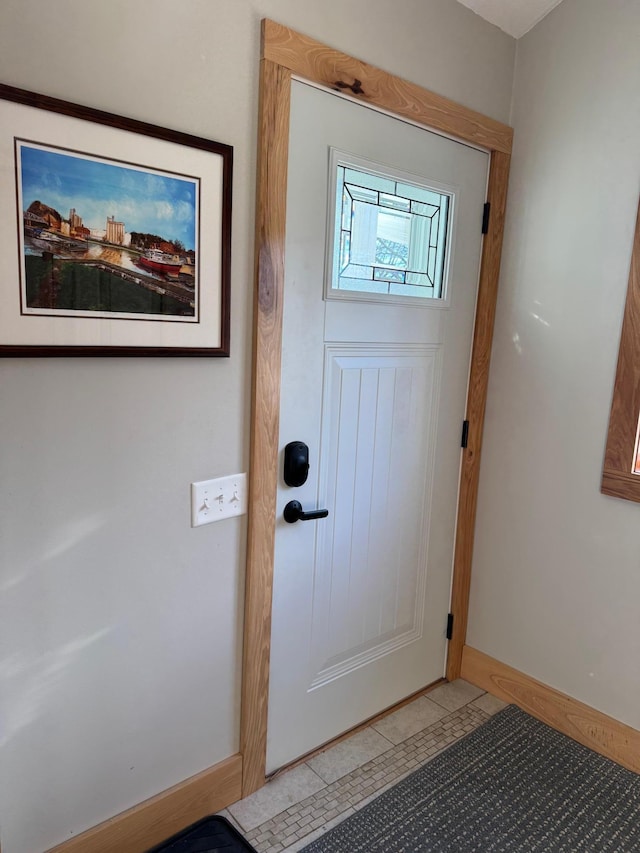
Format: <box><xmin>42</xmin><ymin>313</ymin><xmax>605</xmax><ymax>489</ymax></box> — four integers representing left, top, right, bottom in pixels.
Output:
<box><xmin>482</xmin><ymin>202</ymin><xmax>491</xmax><ymax>234</ymax></box>
<box><xmin>461</xmin><ymin>419</ymin><xmax>470</xmax><ymax>449</ymax></box>
<box><xmin>446</xmin><ymin>612</ymin><xmax>454</xmax><ymax>641</ymax></box>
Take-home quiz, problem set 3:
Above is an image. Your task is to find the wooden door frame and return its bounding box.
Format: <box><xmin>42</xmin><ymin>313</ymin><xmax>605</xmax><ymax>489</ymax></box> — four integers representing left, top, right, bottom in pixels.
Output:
<box><xmin>241</xmin><ymin>18</ymin><xmax>513</xmax><ymax>797</ymax></box>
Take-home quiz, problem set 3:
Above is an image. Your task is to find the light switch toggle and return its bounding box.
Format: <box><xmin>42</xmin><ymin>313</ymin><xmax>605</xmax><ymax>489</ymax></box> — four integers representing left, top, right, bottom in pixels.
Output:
<box><xmin>191</xmin><ymin>474</ymin><xmax>247</xmax><ymax>527</ymax></box>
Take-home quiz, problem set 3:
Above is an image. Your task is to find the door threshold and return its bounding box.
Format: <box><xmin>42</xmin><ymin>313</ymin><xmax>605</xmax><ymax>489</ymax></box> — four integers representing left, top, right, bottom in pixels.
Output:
<box><xmin>267</xmin><ymin>677</ymin><xmax>447</xmax><ymax>782</ymax></box>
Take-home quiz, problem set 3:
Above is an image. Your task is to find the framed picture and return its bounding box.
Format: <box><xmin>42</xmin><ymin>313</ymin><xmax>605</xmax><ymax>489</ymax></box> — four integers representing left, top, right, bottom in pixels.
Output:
<box><xmin>0</xmin><ymin>83</ymin><xmax>232</xmax><ymax>356</ymax></box>
<box><xmin>602</xmin><ymin>197</ymin><xmax>640</xmax><ymax>502</ymax></box>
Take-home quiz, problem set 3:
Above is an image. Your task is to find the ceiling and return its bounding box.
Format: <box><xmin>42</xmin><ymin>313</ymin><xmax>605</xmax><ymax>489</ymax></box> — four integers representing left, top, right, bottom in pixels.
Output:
<box><xmin>456</xmin><ymin>0</ymin><xmax>565</xmax><ymax>38</ymax></box>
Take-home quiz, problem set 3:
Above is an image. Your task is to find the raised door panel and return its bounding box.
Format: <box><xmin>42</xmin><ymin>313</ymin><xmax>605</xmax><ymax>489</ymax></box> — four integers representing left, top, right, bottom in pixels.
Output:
<box><xmin>309</xmin><ymin>346</ymin><xmax>441</xmax><ymax>689</ymax></box>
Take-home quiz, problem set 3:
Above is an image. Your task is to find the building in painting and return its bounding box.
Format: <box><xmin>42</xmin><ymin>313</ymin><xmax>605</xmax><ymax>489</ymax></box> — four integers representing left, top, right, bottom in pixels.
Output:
<box><xmin>69</xmin><ymin>208</ymin><xmax>82</xmax><ymax>230</ymax></box>
<box><xmin>23</xmin><ymin>209</ymin><xmax>49</xmax><ymax>232</ymax></box>
<box><xmin>105</xmin><ymin>215</ymin><xmax>125</xmax><ymax>245</ymax></box>
<box><xmin>25</xmin><ymin>199</ymin><xmax>62</xmax><ymax>231</ymax></box>
<box><xmin>67</xmin><ymin>209</ymin><xmax>90</xmax><ymax>241</ymax></box>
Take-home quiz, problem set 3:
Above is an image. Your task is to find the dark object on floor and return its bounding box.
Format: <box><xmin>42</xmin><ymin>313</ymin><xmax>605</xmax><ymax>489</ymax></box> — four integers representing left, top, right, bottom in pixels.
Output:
<box><xmin>301</xmin><ymin>705</ymin><xmax>640</xmax><ymax>852</ymax></box>
<box><xmin>147</xmin><ymin>815</ymin><xmax>257</xmax><ymax>853</ymax></box>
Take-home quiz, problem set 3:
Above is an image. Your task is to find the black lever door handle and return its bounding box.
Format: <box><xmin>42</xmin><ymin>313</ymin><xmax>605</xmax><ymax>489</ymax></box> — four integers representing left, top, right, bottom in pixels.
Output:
<box><xmin>283</xmin><ymin>500</ymin><xmax>329</xmax><ymax>523</ymax></box>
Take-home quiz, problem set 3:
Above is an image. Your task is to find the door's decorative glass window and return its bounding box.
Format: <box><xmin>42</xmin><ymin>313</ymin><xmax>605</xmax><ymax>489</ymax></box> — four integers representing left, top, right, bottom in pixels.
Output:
<box><xmin>330</xmin><ymin>159</ymin><xmax>452</xmax><ymax>301</ymax></box>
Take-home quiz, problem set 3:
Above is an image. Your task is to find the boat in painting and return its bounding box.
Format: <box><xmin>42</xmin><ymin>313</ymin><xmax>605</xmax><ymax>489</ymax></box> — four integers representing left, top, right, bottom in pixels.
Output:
<box><xmin>138</xmin><ymin>249</ymin><xmax>182</xmax><ymax>275</ymax></box>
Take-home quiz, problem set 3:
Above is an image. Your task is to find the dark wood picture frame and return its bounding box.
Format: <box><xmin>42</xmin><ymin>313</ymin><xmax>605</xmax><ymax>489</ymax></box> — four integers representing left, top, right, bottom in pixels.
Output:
<box><xmin>602</xmin><ymin>198</ymin><xmax>640</xmax><ymax>501</ymax></box>
<box><xmin>0</xmin><ymin>83</ymin><xmax>232</xmax><ymax>356</ymax></box>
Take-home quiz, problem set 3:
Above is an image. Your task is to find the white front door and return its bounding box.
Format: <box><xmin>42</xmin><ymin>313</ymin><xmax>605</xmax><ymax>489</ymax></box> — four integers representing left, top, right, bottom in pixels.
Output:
<box><xmin>267</xmin><ymin>80</ymin><xmax>489</xmax><ymax>773</ymax></box>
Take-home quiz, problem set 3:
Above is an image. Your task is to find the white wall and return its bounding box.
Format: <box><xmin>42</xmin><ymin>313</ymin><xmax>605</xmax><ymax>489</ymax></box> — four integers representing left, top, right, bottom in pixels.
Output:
<box><xmin>468</xmin><ymin>0</ymin><xmax>640</xmax><ymax>728</ymax></box>
<box><xmin>0</xmin><ymin>2</ymin><xmax>515</xmax><ymax>851</ymax></box>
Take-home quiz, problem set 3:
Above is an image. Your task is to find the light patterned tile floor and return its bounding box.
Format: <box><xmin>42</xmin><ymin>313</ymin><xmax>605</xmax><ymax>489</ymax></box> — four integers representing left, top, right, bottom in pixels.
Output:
<box><xmin>225</xmin><ymin>680</ymin><xmax>507</xmax><ymax>853</ymax></box>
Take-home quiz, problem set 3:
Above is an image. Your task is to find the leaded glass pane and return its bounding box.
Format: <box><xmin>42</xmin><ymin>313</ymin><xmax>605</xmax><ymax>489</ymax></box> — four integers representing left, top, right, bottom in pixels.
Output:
<box><xmin>406</xmin><ymin>272</ymin><xmax>431</xmax><ymax>286</ymax></box>
<box><xmin>349</xmin><ymin>185</ymin><xmax>379</xmax><ymax>204</ymax></box>
<box><xmin>341</xmin><ymin>263</ymin><xmax>372</xmax><ymax>280</ymax></box>
<box><xmin>389</xmin><ymin>282</ymin><xmax>436</xmax><ymax>298</ymax></box>
<box><xmin>339</xmin><ymin>277</ymin><xmax>390</xmax><ymax>294</ymax></box>
<box><xmin>341</xmin><ymin>189</ymin><xmax>351</xmax><ymax>232</ymax></box>
<box><xmin>374</xmin><ymin>268</ymin><xmax>406</xmax><ymax>283</ymax></box>
<box><xmin>344</xmin><ymin>169</ymin><xmax>395</xmax><ymax>193</ymax></box>
<box><xmin>396</xmin><ymin>182</ymin><xmax>444</xmax><ymax>207</ymax></box>
<box><xmin>339</xmin><ymin>231</ymin><xmax>350</xmax><ymax>272</ymax></box>
<box><xmin>410</xmin><ymin>200</ymin><xmax>439</xmax><ymax>217</ymax></box>
<box><xmin>332</xmin><ymin>163</ymin><xmax>451</xmax><ymax>300</ymax></box>
<box><xmin>379</xmin><ymin>193</ymin><xmax>411</xmax><ymax>212</ymax></box>
<box><xmin>428</xmin><ymin>246</ymin><xmax>436</xmax><ymax>283</ymax></box>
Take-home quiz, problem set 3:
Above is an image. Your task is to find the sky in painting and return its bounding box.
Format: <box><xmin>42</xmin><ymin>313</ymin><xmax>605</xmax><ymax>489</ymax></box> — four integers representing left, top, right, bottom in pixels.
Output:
<box><xmin>19</xmin><ymin>143</ymin><xmax>197</xmax><ymax>249</ymax></box>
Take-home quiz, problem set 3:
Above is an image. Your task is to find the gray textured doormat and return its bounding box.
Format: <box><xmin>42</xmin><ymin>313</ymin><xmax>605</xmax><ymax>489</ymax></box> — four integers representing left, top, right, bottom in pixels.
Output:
<box><xmin>301</xmin><ymin>705</ymin><xmax>640</xmax><ymax>852</ymax></box>
<box><xmin>147</xmin><ymin>815</ymin><xmax>257</xmax><ymax>852</ymax></box>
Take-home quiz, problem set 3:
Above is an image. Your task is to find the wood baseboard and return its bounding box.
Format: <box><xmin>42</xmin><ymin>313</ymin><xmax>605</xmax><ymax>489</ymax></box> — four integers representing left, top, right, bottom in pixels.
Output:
<box><xmin>46</xmin><ymin>754</ymin><xmax>242</xmax><ymax>853</ymax></box>
<box><xmin>461</xmin><ymin>645</ymin><xmax>640</xmax><ymax>774</ymax></box>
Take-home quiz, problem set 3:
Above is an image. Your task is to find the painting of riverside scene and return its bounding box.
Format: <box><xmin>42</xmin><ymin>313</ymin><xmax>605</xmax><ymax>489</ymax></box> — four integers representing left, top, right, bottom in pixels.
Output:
<box><xmin>17</xmin><ymin>142</ymin><xmax>199</xmax><ymax>321</ymax></box>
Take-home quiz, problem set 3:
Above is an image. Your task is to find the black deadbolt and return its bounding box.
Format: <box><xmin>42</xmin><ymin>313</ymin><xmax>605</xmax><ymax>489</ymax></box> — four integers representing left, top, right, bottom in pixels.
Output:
<box><xmin>284</xmin><ymin>441</ymin><xmax>309</xmax><ymax>487</ymax></box>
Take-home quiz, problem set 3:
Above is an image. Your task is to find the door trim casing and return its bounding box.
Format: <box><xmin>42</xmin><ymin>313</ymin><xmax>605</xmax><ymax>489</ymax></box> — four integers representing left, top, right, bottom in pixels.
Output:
<box><xmin>242</xmin><ymin>18</ymin><xmax>513</xmax><ymax>797</ymax></box>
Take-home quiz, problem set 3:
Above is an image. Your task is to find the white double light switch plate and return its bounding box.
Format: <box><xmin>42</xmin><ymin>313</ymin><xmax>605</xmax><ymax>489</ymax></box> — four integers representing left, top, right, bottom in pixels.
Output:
<box><xmin>191</xmin><ymin>473</ymin><xmax>247</xmax><ymax>527</ymax></box>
